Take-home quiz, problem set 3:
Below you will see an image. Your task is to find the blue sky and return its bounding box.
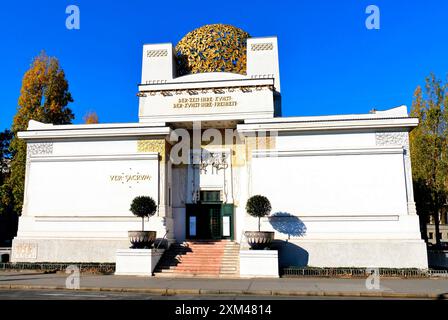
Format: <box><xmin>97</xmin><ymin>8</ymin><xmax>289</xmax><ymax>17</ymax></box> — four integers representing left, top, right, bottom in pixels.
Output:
<box><xmin>0</xmin><ymin>0</ymin><xmax>447</xmax><ymax>130</ymax></box>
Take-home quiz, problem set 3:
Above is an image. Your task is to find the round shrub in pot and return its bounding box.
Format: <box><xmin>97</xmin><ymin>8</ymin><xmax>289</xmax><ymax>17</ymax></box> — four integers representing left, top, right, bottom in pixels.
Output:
<box><xmin>244</xmin><ymin>195</ymin><xmax>274</xmax><ymax>250</ymax></box>
<box><xmin>129</xmin><ymin>196</ymin><xmax>157</xmax><ymax>249</ymax></box>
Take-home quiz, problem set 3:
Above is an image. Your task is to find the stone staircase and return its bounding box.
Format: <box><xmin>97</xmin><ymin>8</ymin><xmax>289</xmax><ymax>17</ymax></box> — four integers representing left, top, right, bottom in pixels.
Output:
<box><xmin>153</xmin><ymin>240</ymin><xmax>240</xmax><ymax>278</ymax></box>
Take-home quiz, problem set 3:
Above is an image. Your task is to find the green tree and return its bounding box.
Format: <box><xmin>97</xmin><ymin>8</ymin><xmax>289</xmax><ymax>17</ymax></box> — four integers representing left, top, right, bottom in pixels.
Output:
<box><xmin>6</xmin><ymin>51</ymin><xmax>74</xmax><ymax>215</ymax></box>
<box><xmin>0</xmin><ymin>130</ymin><xmax>12</xmax><ymax>186</ymax></box>
<box><xmin>0</xmin><ymin>129</ymin><xmax>13</xmax><ymax>215</ymax></box>
<box><xmin>246</xmin><ymin>195</ymin><xmax>272</xmax><ymax>232</ymax></box>
<box><xmin>130</xmin><ymin>196</ymin><xmax>157</xmax><ymax>231</ymax></box>
<box><xmin>410</xmin><ymin>73</ymin><xmax>448</xmax><ymax>247</ymax></box>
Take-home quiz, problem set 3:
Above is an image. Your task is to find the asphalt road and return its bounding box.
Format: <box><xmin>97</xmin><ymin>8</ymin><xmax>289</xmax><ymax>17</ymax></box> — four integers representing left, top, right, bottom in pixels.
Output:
<box><xmin>0</xmin><ymin>289</ymin><xmax>418</xmax><ymax>300</ymax></box>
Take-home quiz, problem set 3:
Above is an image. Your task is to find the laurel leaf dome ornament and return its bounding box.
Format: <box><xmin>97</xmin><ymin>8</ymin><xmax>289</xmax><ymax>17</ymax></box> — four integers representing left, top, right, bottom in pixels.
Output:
<box><xmin>175</xmin><ymin>24</ymin><xmax>250</xmax><ymax>76</ymax></box>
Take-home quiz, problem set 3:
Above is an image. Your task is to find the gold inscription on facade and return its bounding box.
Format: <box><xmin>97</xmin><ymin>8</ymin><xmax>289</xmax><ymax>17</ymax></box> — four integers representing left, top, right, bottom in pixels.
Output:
<box><xmin>110</xmin><ymin>174</ymin><xmax>152</xmax><ymax>183</ymax></box>
<box><xmin>173</xmin><ymin>96</ymin><xmax>237</xmax><ymax>109</ymax></box>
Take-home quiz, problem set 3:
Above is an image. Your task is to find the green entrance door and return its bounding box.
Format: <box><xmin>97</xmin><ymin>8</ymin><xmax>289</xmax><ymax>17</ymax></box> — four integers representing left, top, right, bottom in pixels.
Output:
<box><xmin>208</xmin><ymin>204</ymin><xmax>221</xmax><ymax>240</ymax></box>
<box><xmin>186</xmin><ymin>203</ymin><xmax>234</xmax><ymax>240</ymax></box>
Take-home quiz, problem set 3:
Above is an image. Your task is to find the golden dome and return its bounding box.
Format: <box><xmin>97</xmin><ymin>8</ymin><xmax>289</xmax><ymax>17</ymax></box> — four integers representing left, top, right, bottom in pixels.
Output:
<box><xmin>175</xmin><ymin>24</ymin><xmax>250</xmax><ymax>76</ymax></box>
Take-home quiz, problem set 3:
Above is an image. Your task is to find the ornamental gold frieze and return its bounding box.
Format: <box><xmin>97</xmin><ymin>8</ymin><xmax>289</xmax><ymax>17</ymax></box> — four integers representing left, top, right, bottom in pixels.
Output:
<box><xmin>136</xmin><ymin>85</ymin><xmax>274</xmax><ymax>98</ymax></box>
<box><xmin>137</xmin><ymin>139</ymin><xmax>166</xmax><ymax>161</ymax></box>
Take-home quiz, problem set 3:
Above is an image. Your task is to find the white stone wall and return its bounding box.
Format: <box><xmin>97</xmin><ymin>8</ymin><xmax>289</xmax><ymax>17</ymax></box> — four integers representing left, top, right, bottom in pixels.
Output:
<box><xmin>247</xmin><ymin>37</ymin><xmax>281</xmax><ymax>92</ymax></box>
<box><xmin>239</xmin><ymin>129</ymin><xmax>427</xmax><ymax>268</ymax></box>
<box><xmin>250</xmin><ymin>148</ymin><xmax>407</xmax><ymax>217</ymax></box>
<box><xmin>141</xmin><ymin>44</ymin><xmax>175</xmax><ymax>84</ymax></box>
<box><xmin>25</xmin><ymin>156</ymin><xmax>159</xmax><ymax>217</ymax></box>
<box><xmin>12</xmin><ymin>136</ymin><xmax>170</xmax><ymax>263</ymax></box>
<box><xmin>138</xmin><ymin>81</ymin><xmax>275</xmax><ymax>123</ymax></box>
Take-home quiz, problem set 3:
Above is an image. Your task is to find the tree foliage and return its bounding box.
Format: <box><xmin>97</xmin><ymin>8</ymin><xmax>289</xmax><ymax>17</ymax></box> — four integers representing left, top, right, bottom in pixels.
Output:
<box><xmin>0</xmin><ymin>130</ymin><xmax>13</xmax><ymax>215</ymax></box>
<box><xmin>0</xmin><ymin>130</ymin><xmax>12</xmax><ymax>186</ymax></box>
<box><xmin>410</xmin><ymin>73</ymin><xmax>448</xmax><ymax>246</ymax></box>
<box><xmin>130</xmin><ymin>196</ymin><xmax>157</xmax><ymax>231</ymax></box>
<box><xmin>83</xmin><ymin>111</ymin><xmax>99</xmax><ymax>124</ymax></box>
<box><xmin>4</xmin><ymin>51</ymin><xmax>74</xmax><ymax>215</ymax></box>
<box><xmin>246</xmin><ymin>195</ymin><xmax>272</xmax><ymax>232</ymax></box>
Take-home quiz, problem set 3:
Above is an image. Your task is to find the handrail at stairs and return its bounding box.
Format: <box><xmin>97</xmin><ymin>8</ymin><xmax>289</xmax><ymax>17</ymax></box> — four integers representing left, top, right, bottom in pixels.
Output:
<box><xmin>155</xmin><ymin>229</ymin><xmax>169</xmax><ymax>252</ymax></box>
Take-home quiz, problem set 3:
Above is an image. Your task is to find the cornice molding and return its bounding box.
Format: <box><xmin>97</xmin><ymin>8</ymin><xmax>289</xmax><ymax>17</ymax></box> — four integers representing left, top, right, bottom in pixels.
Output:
<box><xmin>18</xmin><ymin>126</ymin><xmax>172</xmax><ymax>141</ymax></box>
<box><xmin>252</xmin><ymin>146</ymin><xmax>404</xmax><ymax>158</ymax></box>
<box><xmin>237</xmin><ymin>118</ymin><xmax>418</xmax><ymax>133</ymax></box>
<box><xmin>28</xmin><ymin>153</ymin><xmax>159</xmax><ymax>162</ymax></box>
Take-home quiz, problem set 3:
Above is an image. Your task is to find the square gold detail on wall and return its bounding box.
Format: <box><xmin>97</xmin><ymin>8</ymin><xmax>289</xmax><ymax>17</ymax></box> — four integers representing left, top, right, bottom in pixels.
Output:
<box><xmin>137</xmin><ymin>139</ymin><xmax>166</xmax><ymax>161</ymax></box>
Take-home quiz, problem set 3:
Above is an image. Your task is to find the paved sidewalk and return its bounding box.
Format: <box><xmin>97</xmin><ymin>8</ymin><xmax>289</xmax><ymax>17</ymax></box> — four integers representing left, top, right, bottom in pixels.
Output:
<box><xmin>0</xmin><ymin>271</ymin><xmax>447</xmax><ymax>299</ymax></box>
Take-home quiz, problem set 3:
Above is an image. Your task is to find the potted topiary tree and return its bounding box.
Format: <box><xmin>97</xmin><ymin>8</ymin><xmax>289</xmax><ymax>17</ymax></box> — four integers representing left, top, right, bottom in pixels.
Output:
<box><xmin>244</xmin><ymin>195</ymin><xmax>274</xmax><ymax>249</ymax></box>
<box><xmin>128</xmin><ymin>196</ymin><xmax>158</xmax><ymax>249</ymax></box>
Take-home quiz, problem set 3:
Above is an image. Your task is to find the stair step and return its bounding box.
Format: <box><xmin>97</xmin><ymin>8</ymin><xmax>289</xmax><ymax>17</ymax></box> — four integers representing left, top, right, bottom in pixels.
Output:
<box><xmin>220</xmin><ymin>268</ymin><xmax>238</xmax><ymax>271</ymax></box>
<box><xmin>171</xmin><ymin>261</ymin><xmax>238</xmax><ymax>265</ymax></box>
<box><xmin>154</xmin><ymin>240</ymin><xmax>240</xmax><ymax>277</ymax></box>
<box><xmin>165</xmin><ymin>263</ymin><xmax>223</xmax><ymax>268</ymax></box>
<box><xmin>158</xmin><ymin>262</ymin><xmax>221</xmax><ymax>266</ymax></box>
<box><xmin>174</xmin><ymin>269</ymin><xmax>221</xmax><ymax>273</ymax></box>
<box><xmin>168</xmin><ymin>250</ymin><xmax>227</xmax><ymax>254</ymax></box>
<box><xmin>157</xmin><ymin>262</ymin><xmax>237</xmax><ymax>266</ymax></box>
<box><xmin>154</xmin><ymin>269</ymin><xmax>239</xmax><ymax>275</ymax></box>
<box><xmin>166</xmin><ymin>259</ymin><xmax>237</xmax><ymax>262</ymax></box>
<box><xmin>175</xmin><ymin>247</ymin><xmax>236</xmax><ymax>248</ymax></box>
<box><xmin>168</xmin><ymin>255</ymin><xmax>225</xmax><ymax>259</ymax></box>
<box><xmin>160</xmin><ymin>261</ymin><xmax>237</xmax><ymax>267</ymax></box>
<box><xmin>157</xmin><ymin>265</ymin><xmax>237</xmax><ymax>270</ymax></box>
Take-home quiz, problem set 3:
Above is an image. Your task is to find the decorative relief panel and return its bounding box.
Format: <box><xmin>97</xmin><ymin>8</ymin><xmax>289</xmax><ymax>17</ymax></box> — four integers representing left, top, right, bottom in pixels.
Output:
<box><xmin>13</xmin><ymin>242</ymin><xmax>38</xmax><ymax>260</ymax></box>
<box><xmin>144</xmin><ymin>80</ymin><xmax>168</xmax><ymax>85</ymax></box>
<box><xmin>250</xmin><ymin>74</ymin><xmax>275</xmax><ymax>79</ymax></box>
<box><xmin>27</xmin><ymin>143</ymin><xmax>53</xmax><ymax>157</ymax></box>
<box><xmin>198</xmin><ymin>151</ymin><xmax>229</xmax><ymax>174</ymax></box>
<box><xmin>251</xmin><ymin>42</ymin><xmax>274</xmax><ymax>51</ymax></box>
<box><xmin>375</xmin><ymin>132</ymin><xmax>409</xmax><ymax>148</ymax></box>
<box><xmin>146</xmin><ymin>49</ymin><xmax>168</xmax><ymax>58</ymax></box>
<box><xmin>137</xmin><ymin>139</ymin><xmax>166</xmax><ymax>161</ymax></box>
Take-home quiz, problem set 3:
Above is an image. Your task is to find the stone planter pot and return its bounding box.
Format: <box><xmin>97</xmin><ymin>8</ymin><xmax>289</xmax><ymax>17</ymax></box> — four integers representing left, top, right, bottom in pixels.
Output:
<box><xmin>244</xmin><ymin>231</ymin><xmax>274</xmax><ymax>250</ymax></box>
<box><xmin>128</xmin><ymin>231</ymin><xmax>156</xmax><ymax>249</ymax></box>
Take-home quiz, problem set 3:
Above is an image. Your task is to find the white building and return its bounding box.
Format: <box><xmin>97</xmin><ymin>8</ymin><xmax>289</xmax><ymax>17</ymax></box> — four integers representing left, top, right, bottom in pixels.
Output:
<box><xmin>11</xmin><ymin>24</ymin><xmax>428</xmax><ymax>270</ymax></box>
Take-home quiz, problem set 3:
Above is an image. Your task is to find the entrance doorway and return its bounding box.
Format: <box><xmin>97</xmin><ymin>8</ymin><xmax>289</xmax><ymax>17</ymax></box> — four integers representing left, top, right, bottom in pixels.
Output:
<box><xmin>186</xmin><ymin>192</ymin><xmax>234</xmax><ymax>240</ymax></box>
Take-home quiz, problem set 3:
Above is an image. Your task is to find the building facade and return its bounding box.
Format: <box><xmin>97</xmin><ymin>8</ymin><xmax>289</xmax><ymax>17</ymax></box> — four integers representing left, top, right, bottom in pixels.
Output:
<box><xmin>11</xmin><ymin>25</ymin><xmax>428</xmax><ymax>269</ymax></box>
